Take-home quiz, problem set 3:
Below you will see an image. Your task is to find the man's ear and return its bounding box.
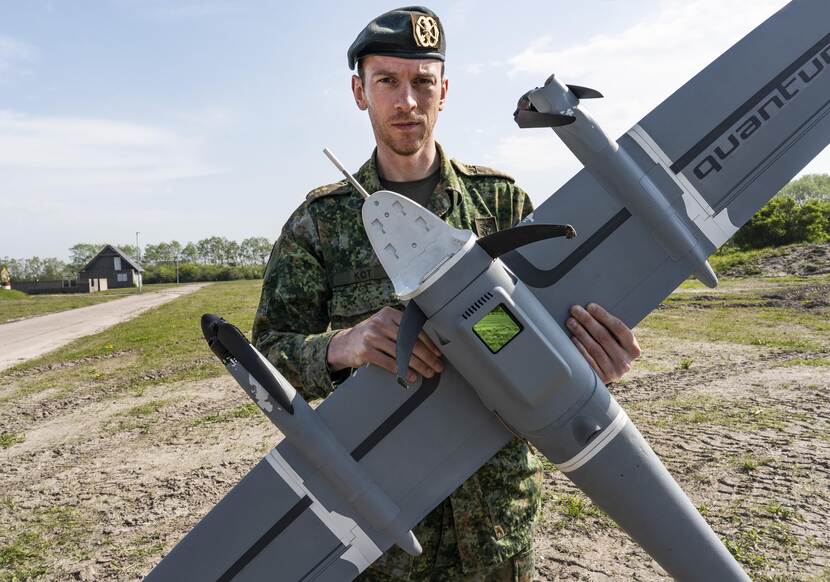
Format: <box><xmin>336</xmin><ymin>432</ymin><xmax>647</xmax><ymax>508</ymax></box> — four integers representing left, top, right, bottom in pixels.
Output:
<box><xmin>352</xmin><ymin>75</ymin><xmax>368</xmax><ymax>111</ymax></box>
<box><xmin>438</xmin><ymin>76</ymin><xmax>448</xmax><ymax>111</ymax></box>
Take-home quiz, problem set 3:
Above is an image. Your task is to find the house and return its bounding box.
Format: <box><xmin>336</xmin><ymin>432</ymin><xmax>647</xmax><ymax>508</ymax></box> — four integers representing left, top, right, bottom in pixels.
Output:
<box><xmin>78</xmin><ymin>245</ymin><xmax>143</xmax><ymax>289</ymax></box>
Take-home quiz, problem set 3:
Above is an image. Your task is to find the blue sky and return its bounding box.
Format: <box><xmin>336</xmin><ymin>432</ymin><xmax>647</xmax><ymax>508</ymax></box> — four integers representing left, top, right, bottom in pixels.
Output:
<box><xmin>1</xmin><ymin>0</ymin><xmax>825</xmax><ymax>259</ymax></box>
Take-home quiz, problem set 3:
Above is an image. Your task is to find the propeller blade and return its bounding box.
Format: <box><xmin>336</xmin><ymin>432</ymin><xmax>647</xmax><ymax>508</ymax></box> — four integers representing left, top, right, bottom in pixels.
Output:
<box><xmin>514</xmin><ymin>109</ymin><xmax>576</xmax><ymax>128</ymax></box>
<box><xmin>201</xmin><ymin>313</ymin><xmax>295</xmax><ymax>414</ymax></box>
<box><xmin>567</xmin><ymin>84</ymin><xmax>604</xmax><ymax>99</ymax></box>
<box><xmin>477</xmin><ymin>223</ymin><xmax>577</xmax><ymax>258</ymax></box>
<box><xmin>395</xmin><ymin>301</ymin><xmax>428</xmax><ymax>387</ymax></box>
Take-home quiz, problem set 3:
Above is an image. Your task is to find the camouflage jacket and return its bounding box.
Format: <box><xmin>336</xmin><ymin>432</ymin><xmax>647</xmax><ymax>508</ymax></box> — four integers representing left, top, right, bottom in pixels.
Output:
<box><xmin>252</xmin><ymin>143</ymin><xmax>543</xmax><ymax>576</ymax></box>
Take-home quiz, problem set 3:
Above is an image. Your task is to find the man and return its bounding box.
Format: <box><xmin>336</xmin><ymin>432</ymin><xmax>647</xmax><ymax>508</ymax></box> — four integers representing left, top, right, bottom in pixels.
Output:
<box><xmin>253</xmin><ymin>7</ymin><xmax>641</xmax><ymax>580</ymax></box>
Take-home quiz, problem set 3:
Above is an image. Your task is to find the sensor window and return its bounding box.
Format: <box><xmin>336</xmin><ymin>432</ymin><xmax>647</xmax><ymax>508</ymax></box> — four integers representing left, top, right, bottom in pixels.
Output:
<box><xmin>472</xmin><ymin>303</ymin><xmax>523</xmax><ymax>354</ymax></box>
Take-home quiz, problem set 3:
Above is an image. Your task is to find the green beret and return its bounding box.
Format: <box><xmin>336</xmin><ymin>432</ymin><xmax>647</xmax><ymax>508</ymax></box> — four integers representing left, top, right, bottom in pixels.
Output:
<box><xmin>348</xmin><ymin>6</ymin><xmax>446</xmax><ymax>70</ymax></box>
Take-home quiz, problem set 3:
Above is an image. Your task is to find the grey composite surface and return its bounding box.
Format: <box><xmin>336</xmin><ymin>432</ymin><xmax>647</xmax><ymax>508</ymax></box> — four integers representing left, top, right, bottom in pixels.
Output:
<box><xmin>515</xmin><ymin>0</ymin><xmax>830</xmax><ymax>329</ymax></box>
<box><xmin>145</xmin><ymin>2</ymin><xmax>829</xmax><ymax>580</ymax></box>
<box><xmin>146</xmin><ymin>363</ymin><xmax>513</xmax><ymax>581</ymax></box>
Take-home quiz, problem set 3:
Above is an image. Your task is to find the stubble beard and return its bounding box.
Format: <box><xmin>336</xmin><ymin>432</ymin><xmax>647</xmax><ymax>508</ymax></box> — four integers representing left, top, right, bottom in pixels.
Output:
<box><xmin>371</xmin><ymin>111</ymin><xmax>433</xmax><ymax>157</ymax></box>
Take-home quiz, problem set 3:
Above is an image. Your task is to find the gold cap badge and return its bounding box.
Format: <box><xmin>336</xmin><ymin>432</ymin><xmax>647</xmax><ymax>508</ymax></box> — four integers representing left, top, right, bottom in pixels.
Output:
<box><xmin>413</xmin><ymin>14</ymin><xmax>440</xmax><ymax>48</ymax></box>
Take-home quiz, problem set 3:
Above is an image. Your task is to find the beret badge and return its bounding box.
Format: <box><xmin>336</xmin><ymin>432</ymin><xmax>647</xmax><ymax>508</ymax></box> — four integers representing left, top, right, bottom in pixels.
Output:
<box><xmin>412</xmin><ymin>14</ymin><xmax>440</xmax><ymax>48</ymax></box>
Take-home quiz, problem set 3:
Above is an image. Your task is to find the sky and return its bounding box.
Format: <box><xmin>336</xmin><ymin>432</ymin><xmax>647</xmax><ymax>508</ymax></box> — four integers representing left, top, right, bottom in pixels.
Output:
<box><xmin>1</xmin><ymin>0</ymin><xmax>827</xmax><ymax>260</ymax></box>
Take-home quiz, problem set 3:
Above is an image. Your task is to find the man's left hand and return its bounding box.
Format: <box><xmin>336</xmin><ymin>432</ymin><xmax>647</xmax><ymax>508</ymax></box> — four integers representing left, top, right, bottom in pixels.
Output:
<box><xmin>566</xmin><ymin>303</ymin><xmax>641</xmax><ymax>384</ymax></box>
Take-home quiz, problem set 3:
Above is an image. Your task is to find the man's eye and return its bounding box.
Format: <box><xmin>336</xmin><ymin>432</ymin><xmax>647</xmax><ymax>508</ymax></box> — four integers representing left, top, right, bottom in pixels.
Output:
<box><xmin>378</xmin><ymin>77</ymin><xmax>395</xmax><ymax>85</ymax></box>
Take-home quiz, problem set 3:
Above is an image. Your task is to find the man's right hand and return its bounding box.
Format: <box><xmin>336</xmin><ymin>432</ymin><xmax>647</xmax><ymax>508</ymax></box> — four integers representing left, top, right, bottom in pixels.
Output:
<box><xmin>327</xmin><ymin>306</ymin><xmax>444</xmax><ymax>383</ymax></box>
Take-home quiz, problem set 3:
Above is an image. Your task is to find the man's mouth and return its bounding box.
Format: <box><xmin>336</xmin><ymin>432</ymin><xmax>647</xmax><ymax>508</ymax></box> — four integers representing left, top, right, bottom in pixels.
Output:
<box><xmin>391</xmin><ymin>120</ymin><xmax>422</xmax><ymax>130</ymax></box>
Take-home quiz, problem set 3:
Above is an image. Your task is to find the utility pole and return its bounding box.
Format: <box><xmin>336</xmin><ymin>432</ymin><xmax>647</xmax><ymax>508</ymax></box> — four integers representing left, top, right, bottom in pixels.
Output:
<box><xmin>136</xmin><ymin>231</ymin><xmax>142</xmax><ymax>294</ymax></box>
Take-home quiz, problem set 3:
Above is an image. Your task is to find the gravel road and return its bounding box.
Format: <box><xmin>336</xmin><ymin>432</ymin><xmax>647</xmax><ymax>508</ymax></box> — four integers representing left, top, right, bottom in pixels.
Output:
<box><xmin>0</xmin><ymin>285</ymin><xmax>207</xmax><ymax>371</ymax></box>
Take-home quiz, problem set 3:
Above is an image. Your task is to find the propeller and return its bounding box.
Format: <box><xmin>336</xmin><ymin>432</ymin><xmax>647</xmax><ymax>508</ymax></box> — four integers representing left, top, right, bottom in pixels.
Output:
<box><xmin>514</xmin><ymin>80</ymin><xmax>603</xmax><ymax>129</ymax></box>
<box><xmin>566</xmin><ymin>84</ymin><xmax>603</xmax><ymax>99</ymax></box>
<box><xmin>513</xmin><ymin>92</ymin><xmax>575</xmax><ymax>128</ymax></box>
<box><xmin>395</xmin><ymin>301</ymin><xmax>429</xmax><ymax>387</ymax></box>
<box><xmin>201</xmin><ymin>313</ymin><xmax>295</xmax><ymax>414</ymax></box>
<box><xmin>477</xmin><ymin>223</ymin><xmax>577</xmax><ymax>258</ymax></box>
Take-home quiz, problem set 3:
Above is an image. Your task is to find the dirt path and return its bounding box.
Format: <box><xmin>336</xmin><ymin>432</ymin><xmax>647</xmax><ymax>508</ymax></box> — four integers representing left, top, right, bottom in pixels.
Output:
<box><xmin>0</xmin><ymin>285</ymin><xmax>207</xmax><ymax>371</ymax></box>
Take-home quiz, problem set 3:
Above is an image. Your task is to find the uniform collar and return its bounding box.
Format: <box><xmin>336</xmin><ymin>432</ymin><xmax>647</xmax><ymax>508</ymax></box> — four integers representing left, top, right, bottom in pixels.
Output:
<box><xmin>354</xmin><ymin>142</ymin><xmax>463</xmax><ymax>218</ymax></box>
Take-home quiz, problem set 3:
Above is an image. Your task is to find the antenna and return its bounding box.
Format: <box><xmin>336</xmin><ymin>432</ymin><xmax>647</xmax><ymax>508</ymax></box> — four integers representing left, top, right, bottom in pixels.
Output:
<box><xmin>323</xmin><ymin>147</ymin><xmax>371</xmax><ymax>199</ymax></box>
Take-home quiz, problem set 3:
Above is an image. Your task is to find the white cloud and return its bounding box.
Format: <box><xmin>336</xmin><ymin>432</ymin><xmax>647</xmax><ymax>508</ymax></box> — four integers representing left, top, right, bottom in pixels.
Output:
<box><xmin>0</xmin><ymin>111</ymin><xmax>225</xmax><ymax>258</ymax></box>
<box><xmin>174</xmin><ymin>106</ymin><xmax>237</xmax><ymax>131</ymax></box>
<box><xmin>0</xmin><ymin>110</ymin><xmax>222</xmax><ymax>186</ymax></box>
<box><xmin>800</xmin><ymin>145</ymin><xmax>830</xmax><ymax>178</ymax></box>
<box><xmin>505</xmin><ymin>0</ymin><xmax>789</xmax><ymax>139</ymax></box>
<box><xmin>485</xmin><ymin>134</ymin><xmax>581</xmax><ymax>176</ymax></box>
<box><xmin>0</xmin><ymin>35</ymin><xmax>35</xmax><ymax>79</ymax></box>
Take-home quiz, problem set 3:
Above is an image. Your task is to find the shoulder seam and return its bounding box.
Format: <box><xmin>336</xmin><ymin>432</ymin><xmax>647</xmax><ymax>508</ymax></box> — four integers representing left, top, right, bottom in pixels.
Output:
<box><xmin>305</xmin><ymin>179</ymin><xmax>351</xmax><ymax>202</ymax></box>
<box><xmin>451</xmin><ymin>159</ymin><xmax>515</xmax><ymax>182</ymax></box>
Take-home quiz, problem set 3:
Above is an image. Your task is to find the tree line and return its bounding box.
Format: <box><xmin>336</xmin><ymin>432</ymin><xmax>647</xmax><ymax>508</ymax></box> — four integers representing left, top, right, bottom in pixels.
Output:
<box><xmin>2</xmin><ymin>236</ymin><xmax>273</xmax><ymax>282</ymax></box>
<box><xmin>3</xmin><ymin>175</ymin><xmax>829</xmax><ymax>282</ymax></box>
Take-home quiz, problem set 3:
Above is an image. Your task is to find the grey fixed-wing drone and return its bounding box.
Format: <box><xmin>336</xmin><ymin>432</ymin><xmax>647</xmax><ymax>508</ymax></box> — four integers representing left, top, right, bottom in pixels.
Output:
<box><xmin>146</xmin><ymin>1</ymin><xmax>830</xmax><ymax>580</ymax></box>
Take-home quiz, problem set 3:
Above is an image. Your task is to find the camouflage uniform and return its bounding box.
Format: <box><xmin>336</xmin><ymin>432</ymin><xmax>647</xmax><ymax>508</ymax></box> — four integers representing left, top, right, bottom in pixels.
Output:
<box><xmin>252</xmin><ymin>143</ymin><xmax>542</xmax><ymax>580</ymax></box>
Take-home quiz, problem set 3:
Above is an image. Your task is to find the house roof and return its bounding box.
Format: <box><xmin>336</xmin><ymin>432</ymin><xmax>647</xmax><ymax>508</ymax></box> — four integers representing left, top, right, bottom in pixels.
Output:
<box><xmin>81</xmin><ymin>244</ymin><xmax>144</xmax><ymax>272</ymax></box>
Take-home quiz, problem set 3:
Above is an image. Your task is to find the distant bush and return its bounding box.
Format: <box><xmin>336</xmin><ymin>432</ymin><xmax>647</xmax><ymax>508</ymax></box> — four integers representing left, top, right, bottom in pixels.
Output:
<box><xmin>142</xmin><ymin>263</ymin><xmax>264</xmax><ymax>284</ymax></box>
<box><xmin>731</xmin><ymin>197</ymin><xmax>830</xmax><ymax>250</ymax></box>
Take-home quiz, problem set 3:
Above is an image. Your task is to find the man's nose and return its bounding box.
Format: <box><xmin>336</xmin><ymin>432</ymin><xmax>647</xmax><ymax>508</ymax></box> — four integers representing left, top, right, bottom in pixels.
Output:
<box><xmin>395</xmin><ymin>85</ymin><xmax>417</xmax><ymax>111</ymax></box>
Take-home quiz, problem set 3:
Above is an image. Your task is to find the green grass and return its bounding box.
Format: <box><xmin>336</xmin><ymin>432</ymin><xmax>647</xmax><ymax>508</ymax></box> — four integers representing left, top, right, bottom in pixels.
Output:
<box><xmin>0</xmin><ymin>280</ymin><xmax>262</xmax><ymax>404</ymax></box>
<box><xmin>678</xmin><ymin>357</ymin><xmax>694</xmax><ymax>370</ymax></box>
<box><xmin>737</xmin><ymin>454</ymin><xmax>775</xmax><ymax>473</ymax></box>
<box><xmin>654</xmin><ymin>273</ymin><xmax>830</xmax><ymax>354</ymax></box>
<box><xmin>0</xmin><ymin>432</ymin><xmax>25</xmax><ymax>449</ymax></box>
<box><xmin>641</xmin><ymin>302</ymin><xmax>829</xmax><ymax>351</ymax></box>
<box><xmin>725</xmin><ymin>528</ymin><xmax>768</xmax><ymax>569</ymax></box>
<box><xmin>559</xmin><ymin>494</ymin><xmax>588</xmax><ymax>519</ymax></box>
<box><xmin>672</xmin><ymin>272</ymin><xmax>830</xmax><ymax>293</ymax></box>
<box><xmin>628</xmin><ymin>395</ymin><xmax>801</xmax><ymax>432</ymax></box>
<box><xmin>0</xmin><ymin>289</ymin><xmax>27</xmax><ymax>300</ymax></box>
<box><xmin>0</xmin><ymin>504</ymin><xmax>91</xmax><ymax>581</ymax></box>
<box><xmin>192</xmin><ymin>402</ymin><xmax>261</xmax><ymax>426</ymax></box>
<box><xmin>782</xmin><ymin>357</ymin><xmax>830</xmax><ymax>367</ymax></box>
<box><xmin>105</xmin><ymin>399</ymin><xmax>171</xmax><ymax>434</ymax></box>
<box><xmin>722</xmin><ymin>503</ymin><xmax>805</xmax><ymax>571</ymax></box>
<box><xmin>0</xmin><ymin>283</ymin><xmax>182</xmax><ymax>324</ymax></box>
<box><xmin>125</xmin><ymin>399</ymin><xmax>168</xmax><ymax>417</ymax></box>
<box><xmin>103</xmin><ymin>532</ymin><xmax>167</xmax><ymax>576</ymax></box>
<box><xmin>764</xmin><ymin>503</ymin><xmax>798</xmax><ymax>521</ymax></box>
<box><xmin>542</xmin><ymin>491</ymin><xmax>614</xmax><ymax>532</ymax></box>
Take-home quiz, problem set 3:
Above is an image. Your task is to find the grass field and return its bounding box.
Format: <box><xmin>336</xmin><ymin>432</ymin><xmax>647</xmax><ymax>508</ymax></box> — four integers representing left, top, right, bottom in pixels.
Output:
<box><xmin>0</xmin><ymin>284</ymin><xmax>183</xmax><ymax>325</ymax></box>
<box><xmin>1</xmin><ymin>280</ymin><xmax>260</xmax><ymax>406</ymax></box>
<box><xmin>0</xmin><ymin>275</ymin><xmax>828</xmax><ymax>581</ymax></box>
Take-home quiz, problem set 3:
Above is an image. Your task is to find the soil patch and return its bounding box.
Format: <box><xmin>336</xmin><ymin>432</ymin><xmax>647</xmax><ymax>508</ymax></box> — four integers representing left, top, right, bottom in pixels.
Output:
<box><xmin>720</xmin><ymin>243</ymin><xmax>830</xmax><ymax>278</ymax></box>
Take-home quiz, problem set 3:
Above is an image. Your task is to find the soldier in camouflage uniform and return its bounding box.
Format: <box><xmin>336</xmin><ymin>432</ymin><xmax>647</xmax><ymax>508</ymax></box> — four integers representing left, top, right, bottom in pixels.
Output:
<box><xmin>253</xmin><ymin>6</ymin><xmax>640</xmax><ymax>581</ymax></box>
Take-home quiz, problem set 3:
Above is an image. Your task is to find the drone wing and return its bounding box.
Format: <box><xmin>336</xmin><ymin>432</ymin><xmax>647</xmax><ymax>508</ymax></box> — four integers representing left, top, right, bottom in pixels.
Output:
<box><xmin>506</xmin><ymin>0</ymin><xmax>829</xmax><ymax>327</ymax></box>
<box><xmin>145</xmin><ymin>359</ymin><xmax>512</xmax><ymax>581</ymax></box>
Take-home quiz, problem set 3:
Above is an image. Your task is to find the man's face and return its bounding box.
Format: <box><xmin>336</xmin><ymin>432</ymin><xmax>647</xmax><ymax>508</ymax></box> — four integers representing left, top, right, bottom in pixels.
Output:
<box><xmin>351</xmin><ymin>56</ymin><xmax>448</xmax><ymax>157</ymax></box>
